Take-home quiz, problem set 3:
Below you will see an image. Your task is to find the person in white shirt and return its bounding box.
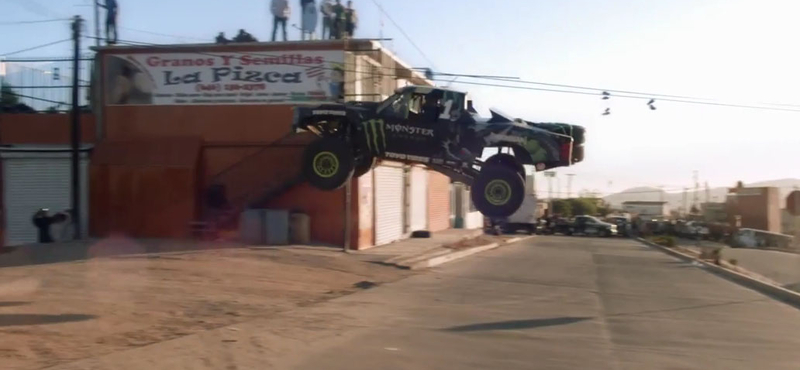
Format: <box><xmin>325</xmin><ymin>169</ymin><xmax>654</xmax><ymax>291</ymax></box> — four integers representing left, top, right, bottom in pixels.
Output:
<box><xmin>271</xmin><ymin>0</ymin><xmax>291</xmax><ymax>41</ymax></box>
<box><xmin>320</xmin><ymin>0</ymin><xmax>334</xmax><ymax>39</ymax></box>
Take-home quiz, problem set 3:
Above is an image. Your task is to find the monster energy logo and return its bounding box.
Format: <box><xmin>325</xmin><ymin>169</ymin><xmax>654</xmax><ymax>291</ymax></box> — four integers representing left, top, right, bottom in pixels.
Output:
<box><xmin>361</xmin><ymin>119</ymin><xmax>387</xmax><ymax>154</ymax></box>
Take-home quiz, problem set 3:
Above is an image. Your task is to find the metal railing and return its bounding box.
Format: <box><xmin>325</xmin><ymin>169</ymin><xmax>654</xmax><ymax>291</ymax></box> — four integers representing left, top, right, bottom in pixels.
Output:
<box><xmin>0</xmin><ymin>55</ymin><xmax>93</xmax><ymax>113</ymax></box>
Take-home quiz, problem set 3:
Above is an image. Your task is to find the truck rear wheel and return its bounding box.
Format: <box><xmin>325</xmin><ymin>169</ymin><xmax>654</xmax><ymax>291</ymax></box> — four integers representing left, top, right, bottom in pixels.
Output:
<box><xmin>471</xmin><ymin>165</ymin><xmax>525</xmax><ymax>218</ymax></box>
<box><xmin>302</xmin><ymin>138</ymin><xmax>355</xmax><ymax>191</ymax></box>
<box><xmin>353</xmin><ymin>155</ymin><xmax>376</xmax><ymax>178</ymax></box>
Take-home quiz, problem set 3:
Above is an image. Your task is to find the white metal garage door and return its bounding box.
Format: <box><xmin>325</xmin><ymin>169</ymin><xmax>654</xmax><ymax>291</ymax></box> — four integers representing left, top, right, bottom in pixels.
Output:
<box><xmin>3</xmin><ymin>151</ymin><xmax>89</xmax><ymax>246</ymax></box>
<box><xmin>374</xmin><ymin>164</ymin><xmax>404</xmax><ymax>246</ymax></box>
<box><xmin>409</xmin><ymin>166</ymin><xmax>427</xmax><ymax>232</ymax></box>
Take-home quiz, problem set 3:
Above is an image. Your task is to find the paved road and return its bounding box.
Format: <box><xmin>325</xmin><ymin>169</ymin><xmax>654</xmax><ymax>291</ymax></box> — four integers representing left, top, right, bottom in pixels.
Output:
<box><xmin>288</xmin><ymin>236</ymin><xmax>800</xmax><ymax>370</ymax></box>
<box><xmin>51</xmin><ymin>236</ymin><xmax>800</xmax><ymax>370</ymax></box>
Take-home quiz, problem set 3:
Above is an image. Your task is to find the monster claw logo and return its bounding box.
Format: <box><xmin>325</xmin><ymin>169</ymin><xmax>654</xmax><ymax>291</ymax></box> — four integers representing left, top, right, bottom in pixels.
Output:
<box><xmin>361</xmin><ymin>119</ymin><xmax>388</xmax><ymax>154</ymax></box>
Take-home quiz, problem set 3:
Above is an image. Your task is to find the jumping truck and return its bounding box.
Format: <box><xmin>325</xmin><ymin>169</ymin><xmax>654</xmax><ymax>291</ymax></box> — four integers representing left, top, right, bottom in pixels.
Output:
<box><xmin>291</xmin><ymin>85</ymin><xmax>586</xmax><ymax>218</ymax></box>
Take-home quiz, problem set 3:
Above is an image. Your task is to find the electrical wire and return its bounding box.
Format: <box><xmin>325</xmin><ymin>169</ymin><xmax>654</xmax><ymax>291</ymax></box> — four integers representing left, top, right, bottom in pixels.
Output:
<box><xmin>368</xmin><ymin>0</ymin><xmax>438</xmax><ymax>71</ymax></box>
<box><xmin>84</xmin><ymin>36</ymin><xmax>800</xmax><ymax>113</ymax></box>
<box><xmin>118</xmin><ymin>27</ymin><xmax>209</xmax><ymax>42</ymax></box>
<box><xmin>1</xmin><ymin>38</ymin><xmax>72</xmax><ymax>57</ymax></box>
<box><xmin>434</xmin><ymin>78</ymin><xmax>800</xmax><ymax>113</ymax></box>
<box><xmin>460</xmin><ymin>75</ymin><xmax>800</xmax><ymax>109</ymax></box>
<box><xmin>0</xmin><ymin>18</ymin><xmax>70</xmax><ymax>26</ymax></box>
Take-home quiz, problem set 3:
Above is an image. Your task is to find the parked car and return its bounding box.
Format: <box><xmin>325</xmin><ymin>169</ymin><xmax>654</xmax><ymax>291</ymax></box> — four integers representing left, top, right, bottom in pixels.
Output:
<box><xmin>605</xmin><ymin>216</ymin><xmax>631</xmax><ymax>237</ymax></box>
<box><xmin>683</xmin><ymin>221</ymin><xmax>710</xmax><ymax>239</ymax></box>
<box><xmin>571</xmin><ymin>215</ymin><xmax>618</xmax><ymax>237</ymax></box>
<box><xmin>491</xmin><ymin>193</ymin><xmax>540</xmax><ymax>235</ymax></box>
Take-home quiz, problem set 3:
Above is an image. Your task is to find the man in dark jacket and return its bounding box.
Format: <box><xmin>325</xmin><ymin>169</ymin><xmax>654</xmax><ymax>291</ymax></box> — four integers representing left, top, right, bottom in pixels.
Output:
<box><xmin>331</xmin><ymin>0</ymin><xmax>346</xmax><ymax>39</ymax></box>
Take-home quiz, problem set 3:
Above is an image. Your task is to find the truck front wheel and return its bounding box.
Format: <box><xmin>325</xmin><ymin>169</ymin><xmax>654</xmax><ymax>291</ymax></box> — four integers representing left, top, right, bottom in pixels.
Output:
<box><xmin>302</xmin><ymin>138</ymin><xmax>355</xmax><ymax>191</ymax></box>
<box><xmin>471</xmin><ymin>165</ymin><xmax>525</xmax><ymax>218</ymax></box>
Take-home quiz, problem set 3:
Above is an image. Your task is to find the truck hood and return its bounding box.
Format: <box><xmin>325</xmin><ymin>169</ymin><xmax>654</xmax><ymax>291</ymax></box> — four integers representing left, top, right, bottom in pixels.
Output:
<box><xmin>479</xmin><ymin>108</ymin><xmax>585</xmax><ymax>145</ymax></box>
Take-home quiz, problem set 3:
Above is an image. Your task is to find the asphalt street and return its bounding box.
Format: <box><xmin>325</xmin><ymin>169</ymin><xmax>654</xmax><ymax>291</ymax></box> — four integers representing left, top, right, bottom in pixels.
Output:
<box><xmin>49</xmin><ymin>236</ymin><xmax>800</xmax><ymax>370</ymax></box>
<box><xmin>287</xmin><ymin>236</ymin><xmax>800</xmax><ymax>370</ymax></box>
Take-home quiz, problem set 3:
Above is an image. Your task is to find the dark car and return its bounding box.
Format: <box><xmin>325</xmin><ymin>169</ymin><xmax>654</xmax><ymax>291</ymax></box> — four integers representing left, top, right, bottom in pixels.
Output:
<box><xmin>570</xmin><ymin>216</ymin><xmax>618</xmax><ymax>237</ymax></box>
<box><xmin>292</xmin><ymin>85</ymin><xmax>586</xmax><ymax>218</ymax></box>
<box><xmin>606</xmin><ymin>216</ymin><xmax>631</xmax><ymax>237</ymax></box>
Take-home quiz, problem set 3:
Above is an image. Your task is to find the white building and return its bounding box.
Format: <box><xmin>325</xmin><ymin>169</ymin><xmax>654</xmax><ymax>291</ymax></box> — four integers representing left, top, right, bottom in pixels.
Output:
<box><xmin>622</xmin><ymin>201</ymin><xmax>670</xmax><ymax>219</ymax></box>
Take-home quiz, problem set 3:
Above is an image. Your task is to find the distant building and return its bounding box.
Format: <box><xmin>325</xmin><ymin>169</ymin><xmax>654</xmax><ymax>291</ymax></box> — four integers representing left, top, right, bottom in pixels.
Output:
<box><xmin>701</xmin><ymin>202</ymin><xmax>727</xmax><ymax>223</ymax></box>
<box><xmin>726</xmin><ymin>186</ymin><xmax>781</xmax><ymax>233</ymax></box>
<box><xmin>622</xmin><ymin>201</ymin><xmax>669</xmax><ymax>219</ymax></box>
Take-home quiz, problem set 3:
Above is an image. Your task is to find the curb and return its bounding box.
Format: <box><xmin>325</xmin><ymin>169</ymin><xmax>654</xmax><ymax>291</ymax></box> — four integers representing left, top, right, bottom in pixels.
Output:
<box><xmin>407</xmin><ymin>234</ymin><xmax>536</xmax><ymax>270</ymax></box>
<box><xmin>637</xmin><ymin>238</ymin><xmax>800</xmax><ymax>309</ymax></box>
<box><xmin>409</xmin><ymin>243</ymin><xmax>500</xmax><ymax>270</ymax></box>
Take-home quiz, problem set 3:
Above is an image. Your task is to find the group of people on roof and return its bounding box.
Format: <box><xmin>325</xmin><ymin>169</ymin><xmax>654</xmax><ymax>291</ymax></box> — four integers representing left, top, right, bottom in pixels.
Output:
<box><xmin>271</xmin><ymin>0</ymin><xmax>358</xmax><ymax>42</ymax></box>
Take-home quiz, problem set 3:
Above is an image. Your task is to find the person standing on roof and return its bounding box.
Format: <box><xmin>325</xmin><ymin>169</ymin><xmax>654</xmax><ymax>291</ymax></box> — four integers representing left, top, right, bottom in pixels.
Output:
<box><xmin>300</xmin><ymin>0</ymin><xmax>318</xmax><ymax>40</ymax></box>
<box><xmin>344</xmin><ymin>1</ymin><xmax>358</xmax><ymax>38</ymax></box>
<box><xmin>99</xmin><ymin>0</ymin><xmax>118</xmax><ymax>45</ymax></box>
<box><xmin>271</xmin><ymin>0</ymin><xmax>291</xmax><ymax>42</ymax></box>
<box><xmin>320</xmin><ymin>0</ymin><xmax>334</xmax><ymax>39</ymax></box>
<box><xmin>331</xmin><ymin>0</ymin><xmax>346</xmax><ymax>39</ymax></box>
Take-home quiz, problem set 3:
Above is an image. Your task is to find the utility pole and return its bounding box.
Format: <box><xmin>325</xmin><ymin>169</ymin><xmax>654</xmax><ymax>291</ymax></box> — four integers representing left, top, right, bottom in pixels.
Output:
<box><xmin>682</xmin><ymin>188</ymin><xmax>688</xmax><ymax>216</ymax></box>
<box><xmin>94</xmin><ymin>1</ymin><xmax>101</xmax><ymax>47</ymax></box>
<box><xmin>566</xmin><ymin>174</ymin><xmax>575</xmax><ymax>198</ymax></box>
<box><xmin>692</xmin><ymin>170</ymin><xmax>699</xmax><ymax>213</ymax></box>
<box><xmin>71</xmin><ymin>16</ymin><xmax>84</xmax><ymax>240</ymax></box>
<box><xmin>544</xmin><ymin>171</ymin><xmax>556</xmax><ymax>214</ymax></box>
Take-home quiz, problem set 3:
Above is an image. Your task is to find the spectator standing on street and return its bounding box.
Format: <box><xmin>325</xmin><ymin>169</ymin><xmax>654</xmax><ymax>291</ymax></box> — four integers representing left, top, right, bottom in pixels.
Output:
<box><xmin>271</xmin><ymin>0</ymin><xmax>291</xmax><ymax>42</ymax></box>
<box><xmin>344</xmin><ymin>1</ymin><xmax>357</xmax><ymax>38</ymax></box>
<box><xmin>331</xmin><ymin>0</ymin><xmax>346</xmax><ymax>39</ymax></box>
<box><xmin>320</xmin><ymin>0</ymin><xmax>334</xmax><ymax>39</ymax></box>
<box><xmin>99</xmin><ymin>0</ymin><xmax>119</xmax><ymax>44</ymax></box>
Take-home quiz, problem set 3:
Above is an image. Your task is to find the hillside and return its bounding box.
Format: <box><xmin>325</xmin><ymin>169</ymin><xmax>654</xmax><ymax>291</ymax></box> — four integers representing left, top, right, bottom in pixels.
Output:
<box><xmin>603</xmin><ymin>179</ymin><xmax>800</xmax><ymax>210</ymax></box>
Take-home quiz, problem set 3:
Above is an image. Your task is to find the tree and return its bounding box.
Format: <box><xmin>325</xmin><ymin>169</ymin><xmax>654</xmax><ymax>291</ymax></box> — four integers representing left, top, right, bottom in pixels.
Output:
<box><xmin>551</xmin><ymin>199</ymin><xmax>572</xmax><ymax>217</ymax></box>
<box><xmin>1</xmin><ymin>82</ymin><xmax>20</xmax><ymax>106</ymax></box>
<box><xmin>569</xmin><ymin>198</ymin><xmax>598</xmax><ymax>216</ymax></box>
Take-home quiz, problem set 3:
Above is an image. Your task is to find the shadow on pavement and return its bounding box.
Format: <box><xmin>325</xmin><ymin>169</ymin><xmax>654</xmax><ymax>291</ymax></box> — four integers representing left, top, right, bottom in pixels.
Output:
<box><xmin>443</xmin><ymin>316</ymin><xmax>591</xmax><ymax>332</ymax></box>
<box><xmin>0</xmin><ymin>301</ymin><xmax>30</xmax><ymax>308</ymax></box>
<box><xmin>0</xmin><ymin>313</ymin><xmax>96</xmax><ymax>327</ymax></box>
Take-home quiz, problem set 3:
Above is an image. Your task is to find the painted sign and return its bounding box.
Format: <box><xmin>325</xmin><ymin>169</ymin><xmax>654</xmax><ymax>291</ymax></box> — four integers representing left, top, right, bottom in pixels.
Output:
<box><xmin>104</xmin><ymin>50</ymin><xmax>345</xmax><ymax>106</ymax></box>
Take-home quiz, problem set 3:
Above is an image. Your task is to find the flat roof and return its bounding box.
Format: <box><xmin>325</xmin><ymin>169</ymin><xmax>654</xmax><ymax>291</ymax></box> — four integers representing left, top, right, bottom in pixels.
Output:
<box><xmin>622</xmin><ymin>201</ymin><xmax>668</xmax><ymax>205</ymax></box>
<box><xmin>90</xmin><ymin>38</ymin><xmax>385</xmax><ymax>52</ymax></box>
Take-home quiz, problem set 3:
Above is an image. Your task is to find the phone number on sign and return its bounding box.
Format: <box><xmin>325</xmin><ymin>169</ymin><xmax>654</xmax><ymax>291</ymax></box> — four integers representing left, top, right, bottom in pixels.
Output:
<box><xmin>195</xmin><ymin>83</ymin><xmax>268</xmax><ymax>92</ymax></box>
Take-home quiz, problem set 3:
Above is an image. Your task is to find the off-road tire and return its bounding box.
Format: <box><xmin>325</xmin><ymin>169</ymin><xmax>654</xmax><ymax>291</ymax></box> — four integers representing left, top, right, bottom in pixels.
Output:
<box><xmin>471</xmin><ymin>164</ymin><xmax>525</xmax><ymax>218</ymax></box>
<box><xmin>302</xmin><ymin>137</ymin><xmax>355</xmax><ymax>191</ymax></box>
<box><xmin>353</xmin><ymin>155</ymin><xmax>376</xmax><ymax>178</ymax></box>
<box><xmin>485</xmin><ymin>153</ymin><xmax>526</xmax><ymax>180</ymax></box>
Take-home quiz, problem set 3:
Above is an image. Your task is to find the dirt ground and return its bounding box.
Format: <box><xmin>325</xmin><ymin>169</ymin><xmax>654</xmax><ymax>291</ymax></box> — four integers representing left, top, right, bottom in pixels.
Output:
<box><xmin>0</xmin><ymin>246</ymin><xmax>411</xmax><ymax>370</ymax></box>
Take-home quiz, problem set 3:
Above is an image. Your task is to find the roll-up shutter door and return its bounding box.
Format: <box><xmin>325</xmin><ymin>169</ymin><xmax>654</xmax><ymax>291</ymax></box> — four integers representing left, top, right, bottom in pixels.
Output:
<box><xmin>427</xmin><ymin>171</ymin><xmax>452</xmax><ymax>232</ymax></box>
<box><xmin>409</xmin><ymin>166</ymin><xmax>428</xmax><ymax>232</ymax></box>
<box><xmin>3</xmin><ymin>151</ymin><xmax>89</xmax><ymax>246</ymax></box>
<box><xmin>374</xmin><ymin>164</ymin><xmax>404</xmax><ymax>246</ymax></box>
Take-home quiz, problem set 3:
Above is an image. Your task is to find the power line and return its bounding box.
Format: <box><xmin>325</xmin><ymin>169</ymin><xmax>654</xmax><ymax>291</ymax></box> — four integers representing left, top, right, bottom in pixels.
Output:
<box><xmin>369</xmin><ymin>0</ymin><xmax>437</xmax><ymax>70</ymax></box>
<box><xmin>82</xmin><ymin>36</ymin><xmax>800</xmax><ymax>113</ymax></box>
<box><xmin>0</xmin><ymin>18</ymin><xmax>70</xmax><ymax>26</ymax></box>
<box><xmin>1</xmin><ymin>38</ymin><xmax>72</xmax><ymax>57</ymax></box>
<box><xmin>434</xmin><ymin>78</ymin><xmax>800</xmax><ymax>113</ymax></box>
<box><xmin>462</xmin><ymin>74</ymin><xmax>800</xmax><ymax>109</ymax></box>
<box><xmin>118</xmin><ymin>27</ymin><xmax>208</xmax><ymax>42</ymax></box>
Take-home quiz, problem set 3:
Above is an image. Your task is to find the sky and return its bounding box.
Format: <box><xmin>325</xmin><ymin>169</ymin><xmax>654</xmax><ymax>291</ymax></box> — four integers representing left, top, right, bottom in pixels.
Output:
<box><xmin>2</xmin><ymin>0</ymin><xmax>799</xmax><ymax>197</ymax></box>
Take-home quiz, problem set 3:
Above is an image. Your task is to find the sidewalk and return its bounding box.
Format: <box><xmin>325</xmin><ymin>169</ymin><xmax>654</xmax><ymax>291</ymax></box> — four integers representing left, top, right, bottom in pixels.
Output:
<box><xmin>683</xmin><ymin>241</ymin><xmax>800</xmax><ymax>292</ymax></box>
<box><xmin>355</xmin><ymin>229</ymin><xmax>484</xmax><ymax>261</ymax></box>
